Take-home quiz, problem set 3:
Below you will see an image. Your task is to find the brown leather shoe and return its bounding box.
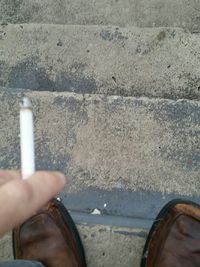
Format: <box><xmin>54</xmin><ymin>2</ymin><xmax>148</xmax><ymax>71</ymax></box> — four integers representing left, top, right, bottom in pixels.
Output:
<box><xmin>13</xmin><ymin>198</ymin><xmax>87</xmax><ymax>267</ymax></box>
<box><xmin>141</xmin><ymin>199</ymin><xmax>200</xmax><ymax>267</ymax></box>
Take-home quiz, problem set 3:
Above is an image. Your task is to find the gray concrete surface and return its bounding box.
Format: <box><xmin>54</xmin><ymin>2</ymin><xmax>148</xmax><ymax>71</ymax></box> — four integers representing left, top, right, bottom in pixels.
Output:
<box><xmin>0</xmin><ymin>233</ymin><xmax>12</xmax><ymax>261</ymax></box>
<box><xmin>63</xmin><ymin>190</ymin><xmax>200</xmax><ymax>224</ymax></box>
<box><xmin>0</xmin><ymin>88</ymin><xmax>199</xmax><ymax>197</ymax></box>
<box><xmin>0</xmin><ymin>24</ymin><xmax>200</xmax><ymax>100</ymax></box>
<box><xmin>0</xmin><ymin>225</ymin><xmax>146</xmax><ymax>267</ymax></box>
<box><xmin>0</xmin><ymin>0</ymin><xmax>200</xmax><ymax>33</ymax></box>
<box><xmin>0</xmin><ymin>1</ymin><xmax>199</xmax><ymax>266</ymax></box>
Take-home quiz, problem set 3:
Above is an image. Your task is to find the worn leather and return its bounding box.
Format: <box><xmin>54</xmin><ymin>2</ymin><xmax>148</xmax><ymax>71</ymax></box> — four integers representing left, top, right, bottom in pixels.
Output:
<box><xmin>13</xmin><ymin>200</ymin><xmax>86</xmax><ymax>267</ymax></box>
<box><xmin>144</xmin><ymin>203</ymin><xmax>200</xmax><ymax>267</ymax></box>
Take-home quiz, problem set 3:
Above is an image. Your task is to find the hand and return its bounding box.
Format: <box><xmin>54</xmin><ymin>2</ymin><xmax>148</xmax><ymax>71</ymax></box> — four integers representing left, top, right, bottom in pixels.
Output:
<box><xmin>0</xmin><ymin>170</ymin><xmax>66</xmax><ymax>237</ymax></box>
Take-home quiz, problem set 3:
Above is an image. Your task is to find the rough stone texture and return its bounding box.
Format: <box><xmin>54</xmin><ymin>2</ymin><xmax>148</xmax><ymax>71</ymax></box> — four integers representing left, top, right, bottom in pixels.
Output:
<box><xmin>0</xmin><ymin>232</ymin><xmax>12</xmax><ymax>260</ymax></box>
<box><xmin>0</xmin><ymin>0</ymin><xmax>200</xmax><ymax>33</ymax></box>
<box><xmin>0</xmin><ymin>225</ymin><xmax>146</xmax><ymax>267</ymax></box>
<box><xmin>80</xmin><ymin>225</ymin><xmax>146</xmax><ymax>267</ymax></box>
<box><xmin>0</xmin><ymin>24</ymin><xmax>200</xmax><ymax>100</ymax></box>
<box><xmin>0</xmin><ymin>88</ymin><xmax>199</xmax><ymax>197</ymax></box>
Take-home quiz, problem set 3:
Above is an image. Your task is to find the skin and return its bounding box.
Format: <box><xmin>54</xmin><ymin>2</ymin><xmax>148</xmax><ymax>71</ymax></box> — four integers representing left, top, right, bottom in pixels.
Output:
<box><xmin>0</xmin><ymin>170</ymin><xmax>66</xmax><ymax>237</ymax></box>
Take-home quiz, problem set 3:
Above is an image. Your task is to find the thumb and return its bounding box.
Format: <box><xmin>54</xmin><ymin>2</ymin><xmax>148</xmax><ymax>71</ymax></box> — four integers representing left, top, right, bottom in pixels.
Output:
<box><xmin>0</xmin><ymin>171</ymin><xmax>66</xmax><ymax>237</ymax></box>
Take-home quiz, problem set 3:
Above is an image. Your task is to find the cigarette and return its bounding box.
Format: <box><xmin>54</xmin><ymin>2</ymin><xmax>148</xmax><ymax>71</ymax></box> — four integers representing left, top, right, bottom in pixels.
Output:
<box><xmin>20</xmin><ymin>97</ymin><xmax>35</xmax><ymax>179</ymax></box>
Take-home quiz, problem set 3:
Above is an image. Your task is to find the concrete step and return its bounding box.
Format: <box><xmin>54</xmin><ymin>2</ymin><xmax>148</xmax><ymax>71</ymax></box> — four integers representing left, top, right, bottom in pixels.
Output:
<box><xmin>0</xmin><ymin>88</ymin><xmax>199</xmax><ymax>266</ymax></box>
<box><xmin>0</xmin><ymin>24</ymin><xmax>200</xmax><ymax>100</ymax></box>
<box><xmin>0</xmin><ymin>87</ymin><xmax>199</xmax><ymax>199</ymax></box>
<box><xmin>0</xmin><ymin>0</ymin><xmax>200</xmax><ymax>33</ymax></box>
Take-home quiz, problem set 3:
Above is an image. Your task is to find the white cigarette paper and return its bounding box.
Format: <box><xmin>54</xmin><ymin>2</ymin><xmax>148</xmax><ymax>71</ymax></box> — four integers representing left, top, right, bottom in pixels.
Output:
<box><xmin>20</xmin><ymin>97</ymin><xmax>35</xmax><ymax>179</ymax></box>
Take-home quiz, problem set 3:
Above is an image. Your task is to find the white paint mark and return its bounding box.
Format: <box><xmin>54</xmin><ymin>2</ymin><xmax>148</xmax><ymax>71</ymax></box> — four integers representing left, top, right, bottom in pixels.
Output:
<box><xmin>91</xmin><ymin>208</ymin><xmax>101</xmax><ymax>215</ymax></box>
